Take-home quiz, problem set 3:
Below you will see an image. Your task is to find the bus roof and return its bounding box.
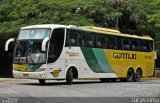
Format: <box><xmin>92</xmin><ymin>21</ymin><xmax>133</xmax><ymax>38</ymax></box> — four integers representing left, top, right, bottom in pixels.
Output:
<box><xmin>21</xmin><ymin>24</ymin><xmax>70</xmax><ymax>30</ymax></box>
<box><xmin>21</xmin><ymin>24</ymin><xmax>153</xmax><ymax>40</ymax></box>
<box><xmin>81</xmin><ymin>26</ymin><xmax>153</xmax><ymax>40</ymax></box>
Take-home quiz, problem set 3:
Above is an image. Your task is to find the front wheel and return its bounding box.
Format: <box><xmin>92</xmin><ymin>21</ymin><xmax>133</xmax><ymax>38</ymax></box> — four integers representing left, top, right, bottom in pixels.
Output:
<box><xmin>39</xmin><ymin>79</ymin><xmax>46</xmax><ymax>85</ymax></box>
<box><xmin>66</xmin><ymin>69</ymin><xmax>73</xmax><ymax>85</ymax></box>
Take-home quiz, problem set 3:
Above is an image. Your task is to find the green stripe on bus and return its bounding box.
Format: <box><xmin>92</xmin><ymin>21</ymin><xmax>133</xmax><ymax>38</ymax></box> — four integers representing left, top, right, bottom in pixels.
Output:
<box><xmin>81</xmin><ymin>47</ymin><xmax>103</xmax><ymax>73</ymax></box>
<box><xmin>92</xmin><ymin>48</ymin><xmax>113</xmax><ymax>73</ymax></box>
<box><xmin>81</xmin><ymin>47</ymin><xmax>113</xmax><ymax>73</ymax></box>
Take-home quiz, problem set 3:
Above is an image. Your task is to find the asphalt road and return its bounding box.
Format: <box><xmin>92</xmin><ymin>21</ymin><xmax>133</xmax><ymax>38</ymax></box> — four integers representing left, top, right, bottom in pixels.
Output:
<box><xmin>0</xmin><ymin>78</ymin><xmax>160</xmax><ymax>103</ymax></box>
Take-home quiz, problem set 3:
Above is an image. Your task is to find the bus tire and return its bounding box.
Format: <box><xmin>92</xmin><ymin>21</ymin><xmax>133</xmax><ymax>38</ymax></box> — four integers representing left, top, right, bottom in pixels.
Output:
<box><xmin>66</xmin><ymin>68</ymin><xmax>73</xmax><ymax>85</ymax></box>
<box><xmin>100</xmin><ymin>78</ymin><xmax>110</xmax><ymax>82</ymax></box>
<box><xmin>126</xmin><ymin>68</ymin><xmax>134</xmax><ymax>82</ymax></box>
<box><xmin>134</xmin><ymin>69</ymin><xmax>142</xmax><ymax>82</ymax></box>
<box><xmin>39</xmin><ymin>79</ymin><xmax>46</xmax><ymax>85</ymax></box>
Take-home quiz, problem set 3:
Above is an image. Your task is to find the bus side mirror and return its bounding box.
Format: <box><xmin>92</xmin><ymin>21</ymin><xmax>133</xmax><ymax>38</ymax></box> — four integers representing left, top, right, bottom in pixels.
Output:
<box><xmin>5</xmin><ymin>38</ymin><xmax>15</xmax><ymax>51</ymax></box>
<box><xmin>42</xmin><ymin>37</ymin><xmax>49</xmax><ymax>51</ymax></box>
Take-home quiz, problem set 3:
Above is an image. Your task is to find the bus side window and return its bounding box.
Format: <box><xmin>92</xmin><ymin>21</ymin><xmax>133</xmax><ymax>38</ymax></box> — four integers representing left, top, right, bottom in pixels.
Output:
<box><xmin>81</xmin><ymin>32</ymin><xmax>87</xmax><ymax>47</ymax></box>
<box><xmin>87</xmin><ymin>41</ymin><xmax>93</xmax><ymax>47</ymax></box>
<box><xmin>131</xmin><ymin>40</ymin><xmax>139</xmax><ymax>51</ymax></box>
<box><xmin>140</xmin><ymin>40</ymin><xmax>147</xmax><ymax>52</ymax></box>
<box><xmin>122</xmin><ymin>38</ymin><xmax>130</xmax><ymax>50</ymax></box>
<box><xmin>81</xmin><ymin>32</ymin><xmax>93</xmax><ymax>47</ymax></box>
<box><xmin>149</xmin><ymin>41</ymin><xmax>153</xmax><ymax>51</ymax></box>
<box><xmin>96</xmin><ymin>34</ymin><xmax>107</xmax><ymax>48</ymax></box>
<box><xmin>105</xmin><ymin>36</ymin><xmax>108</xmax><ymax>48</ymax></box>
<box><xmin>117</xmin><ymin>36</ymin><xmax>122</xmax><ymax>50</ymax></box>
<box><xmin>69</xmin><ymin>39</ymin><xmax>75</xmax><ymax>45</ymax></box>
<box><xmin>108</xmin><ymin>36</ymin><xmax>117</xmax><ymax>49</ymax></box>
<box><xmin>66</xmin><ymin>30</ymin><xmax>80</xmax><ymax>46</ymax></box>
<box><xmin>146</xmin><ymin>41</ymin><xmax>153</xmax><ymax>52</ymax></box>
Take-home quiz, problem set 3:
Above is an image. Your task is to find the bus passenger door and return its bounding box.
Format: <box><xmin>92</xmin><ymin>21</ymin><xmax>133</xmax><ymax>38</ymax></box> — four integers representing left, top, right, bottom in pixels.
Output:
<box><xmin>47</xmin><ymin>28</ymin><xmax>66</xmax><ymax>79</ymax></box>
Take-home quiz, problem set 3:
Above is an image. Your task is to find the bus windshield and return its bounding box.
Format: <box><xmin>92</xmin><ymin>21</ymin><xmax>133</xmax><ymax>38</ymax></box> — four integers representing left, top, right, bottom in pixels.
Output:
<box><xmin>14</xmin><ymin>40</ymin><xmax>47</xmax><ymax>64</ymax></box>
<box><xmin>18</xmin><ymin>28</ymin><xmax>51</xmax><ymax>40</ymax></box>
<box><xmin>13</xmin><ymin>28</ymin><xmax>51</xmax><ymax>64</ymax></box>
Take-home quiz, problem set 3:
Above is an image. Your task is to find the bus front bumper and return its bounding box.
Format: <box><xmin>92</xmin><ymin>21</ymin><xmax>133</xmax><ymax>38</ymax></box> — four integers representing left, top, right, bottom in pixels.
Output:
<box><xmin>13</xmin><ymin>70</ymin><xmax>46</xmax><ymax>79</ymax></box>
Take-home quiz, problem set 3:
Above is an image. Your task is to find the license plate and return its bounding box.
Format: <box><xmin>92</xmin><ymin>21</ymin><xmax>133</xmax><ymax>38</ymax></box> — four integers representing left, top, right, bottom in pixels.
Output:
<box><xmin>23</xmin><ymin>74</ymin><xmax>29</xmax><ymax>77</ymax></box>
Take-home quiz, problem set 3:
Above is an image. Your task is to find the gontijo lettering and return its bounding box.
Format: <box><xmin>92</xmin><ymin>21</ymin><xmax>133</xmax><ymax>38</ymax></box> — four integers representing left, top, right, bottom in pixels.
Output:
<box><xmin>113</xmin><ymin>52</ymin><xmax>136</xmax><ymax>59</ymax></box>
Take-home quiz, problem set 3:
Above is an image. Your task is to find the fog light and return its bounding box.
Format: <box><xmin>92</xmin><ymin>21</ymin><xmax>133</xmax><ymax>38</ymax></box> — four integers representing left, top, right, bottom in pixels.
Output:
<box><xmin>40</xmin><ymin>74</ymin><xmax>45</xmax><ymax>77</ymax></box>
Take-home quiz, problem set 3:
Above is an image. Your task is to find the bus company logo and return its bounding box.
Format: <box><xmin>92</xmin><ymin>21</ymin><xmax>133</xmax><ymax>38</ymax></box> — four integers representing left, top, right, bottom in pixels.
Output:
<box><xmin>113</xmin><ymin>52</ymin><xmax>136</xmax><ymax>59</ymax></box>
<box><xmin>66</xmin><ymin>51</ymin><xmax>79</xmax><ymax>57</ymax></box>
<box><xmin>50</xmin><ymin>69</ymin><xmax>62</xmax><ymax>77</ymax></box>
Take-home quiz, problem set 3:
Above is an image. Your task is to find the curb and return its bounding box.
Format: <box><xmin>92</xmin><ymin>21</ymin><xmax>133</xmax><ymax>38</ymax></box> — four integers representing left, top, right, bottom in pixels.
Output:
<box><xmin>141</xmin><ymin>77</ymin><xmax>160</xmax><ymax>80</ymax></box>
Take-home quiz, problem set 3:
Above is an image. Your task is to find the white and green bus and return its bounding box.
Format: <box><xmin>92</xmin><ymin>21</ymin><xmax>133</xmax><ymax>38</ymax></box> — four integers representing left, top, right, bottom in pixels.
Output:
<box><xmin>5</xmin><ymin>24</ymin><xmax>154</xmax><ymax>85</ymax></box>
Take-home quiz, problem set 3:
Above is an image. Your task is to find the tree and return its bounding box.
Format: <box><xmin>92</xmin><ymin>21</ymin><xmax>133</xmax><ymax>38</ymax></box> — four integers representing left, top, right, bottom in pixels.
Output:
<box><xmin>0</xmin><ymin>0</ymin><xmax>159</xmax><ymax>40</ymax></box>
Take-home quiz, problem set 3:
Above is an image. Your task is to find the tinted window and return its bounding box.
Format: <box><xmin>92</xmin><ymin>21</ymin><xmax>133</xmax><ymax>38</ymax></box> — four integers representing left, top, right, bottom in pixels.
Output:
<box><xmin>130</xmin><ymin>40</ymin><xmax>140</xmax><ymax>51</ymax></box>
<box><xmin>139</xmin><ymin>40</ymin><xmax>153</xmax><ymax>52</ymax></box>
<box><xmin>122</xmin><ymin>38</ymin><xmax>130</xmax><ymax>50</ymax></box>
<box><xmin>81</xmin><ymin>32</ymin><xmax>94</xmax><ymax>47</ymax></box>
<box><xmin>108</xmin><ymin>36</ymin><xmax>117</xmax><ymax>49</ymax></box>
<box><xmin>146</xmin><ymin>41</ymin><xmax>153</xmax><ymax>52</ymax></box>
<box><xmin>66</xmin><ymin>30</ymin><xmax>80</xmax><ymax>46</ymax></box>
<box><xmin>117</xmin><ymin>36</ymin><xmax>122</xmax><ymax>49</ymax></box>
<box><xmin>95</xmin><ymin>34</ymin><xmax>107</xmax><ymax>48</ymax></box>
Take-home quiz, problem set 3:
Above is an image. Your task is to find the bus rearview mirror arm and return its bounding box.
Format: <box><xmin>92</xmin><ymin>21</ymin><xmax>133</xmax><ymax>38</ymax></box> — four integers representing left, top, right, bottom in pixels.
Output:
<box><xmin>42</xmin><ymin>37</ymin><xmax>49</xmax><ymax>51</ymax></box>
<box><xmin>5</xmin><ymin>38</ymin><xmax>15</xmax><ymax>51</ymax></box>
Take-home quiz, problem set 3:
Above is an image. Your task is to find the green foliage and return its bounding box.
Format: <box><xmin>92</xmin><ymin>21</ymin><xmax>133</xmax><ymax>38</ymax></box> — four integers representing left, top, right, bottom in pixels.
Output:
<box><xmin>148</xmin><ymin>11</ymin><xmax>160</xmax><ymax>29</ymax></box>
<box><xmin>146</xmin><ymin>0</ymin><xmax>160</xmax><ymax>53</ymax></box>
<box><xmin>0</xmin><ymin>0</ymin><xmax>159</xmax><ymax>42</ymax></box>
